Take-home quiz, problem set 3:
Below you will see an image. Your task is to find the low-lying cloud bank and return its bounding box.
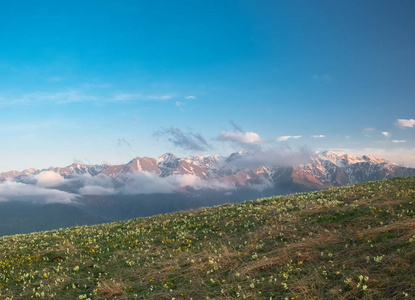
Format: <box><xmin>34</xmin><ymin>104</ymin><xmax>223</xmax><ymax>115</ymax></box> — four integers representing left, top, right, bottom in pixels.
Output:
<box><xmin>0</xmin><ymin>180</ymin><xmax>78</xmax><ymax>204</ymax></box>
<box><xmin>121</xmin><ymin>172</ymin><xmax>233</xmax><ymax>195</ymax></box>
<box><xmin>0</xmin><ymin>171</ymin><xmax>238</xmax><ymax>203</ymax></box>
<box><xmin>0</xmin><ymin>146</ymin><xmax>314</xmax><ymax>203</ymax></box>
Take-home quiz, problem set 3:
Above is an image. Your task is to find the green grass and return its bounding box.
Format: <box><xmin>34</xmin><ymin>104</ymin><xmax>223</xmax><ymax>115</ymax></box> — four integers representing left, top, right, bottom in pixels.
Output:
<box><xmin>1</xmin><ymin>177</ymin><xmax>415</xmax><ymax>299</ymax></box>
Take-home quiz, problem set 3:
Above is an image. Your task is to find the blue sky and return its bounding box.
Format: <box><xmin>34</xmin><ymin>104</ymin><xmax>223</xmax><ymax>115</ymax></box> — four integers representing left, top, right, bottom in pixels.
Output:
<box><xmin>0</xmin><ymin>0</ymin><xmax>414</xmax><ymax>171</ymax></box>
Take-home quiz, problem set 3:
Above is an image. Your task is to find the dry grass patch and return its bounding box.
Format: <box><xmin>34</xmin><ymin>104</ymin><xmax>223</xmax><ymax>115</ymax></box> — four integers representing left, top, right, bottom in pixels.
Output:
<box><xmin>239</xmin><ymin>233</ymin><xmax>339</xmax><ymax>275</ymax></box>
<box><xmin>363</xmin><ymin>218</ymin><xmax>415</xmax><ymax>238</ymax></box>
<box><xmin>97</xmin><ymin>280</ymin><xmax>127</xmax><ymax>299</ymax></box>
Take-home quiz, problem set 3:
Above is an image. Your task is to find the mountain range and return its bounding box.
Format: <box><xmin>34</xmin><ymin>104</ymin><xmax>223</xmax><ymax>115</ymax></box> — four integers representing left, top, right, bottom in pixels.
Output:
<box><xmin>1</xmin><ymin>151</ymin><xmax>415</xmax><ymax>236</ymax></box>
<box><xmin>2</xmin><ymin>151</ymin><xmax>415</xmax><ymax>193</ymax></box>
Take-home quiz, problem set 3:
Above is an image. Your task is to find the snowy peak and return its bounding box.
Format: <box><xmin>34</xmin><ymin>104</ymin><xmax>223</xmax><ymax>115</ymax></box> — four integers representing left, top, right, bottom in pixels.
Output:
<box><xmin>362</xmin><ymin>155</ymin><xmax>389</xmax><ymax>165</ymax></box>
<box><xmin>156</xmin><ymin>153</ymin><xmax>178</xmax><ymax>163</ymax></box>
<box><xmin>49</xmin><ymin>163</ymin><xmax>111</xmax><ymax>177</ymax></box>
<box><xmin>157</xmin><ymin>153</ymin><xmax>180</xmax><ymax>177</ymax></box>
<box><xmin>316</xmin><ymin>151</ymin><xmax>389</xmax><ymax>167</ymax></box>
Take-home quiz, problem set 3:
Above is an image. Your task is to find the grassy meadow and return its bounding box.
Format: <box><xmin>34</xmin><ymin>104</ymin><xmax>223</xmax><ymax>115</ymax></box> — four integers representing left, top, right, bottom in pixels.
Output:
<box><xmin>0</xmin><ymin>177</ymin><xmax>415</xmax><ymax>299</ymax></box>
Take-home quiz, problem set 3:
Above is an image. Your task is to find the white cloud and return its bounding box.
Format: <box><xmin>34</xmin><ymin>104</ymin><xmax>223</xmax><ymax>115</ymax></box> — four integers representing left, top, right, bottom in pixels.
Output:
<box><xmin>167</xmin><ymin>174</ymin><xmax>232</xmax><ymax>191</ymax></box>
<box><xmin>0</xmin><ymin>90</ymin><xmax>178</xmax><ymax>107</ymax></box>
<box><xmin>33</xmin><ymin>171</ymin><xmax>65</xmax><ymax>187</ymax></box>
<box><xmin>0</xmin><ymin>91</ymin><xmax>99</xmax><ymax>106</ymax></box>
<box><xmin>219</xmin><ymin>131</ymin><xmax>262</xmax><ymax>144</ymax></box>
<box><xmin>112</xmin><ymin>93</ymin><xmax>142</xmax><ymax>101</ymax></box>
<box><xmin>311</xmin><ymin>135</ymin><xmax>325</xmax><ymax>138</ymax></box>
<box><xmin>364</xmin><ymin>127</ymin><xmax>375</xmax><ymax>132</ymax></box>
<box><xmin>277</xmin><ymin>135</ymin><xmax>302</xmax><ymax>142</ymax></box>
<box><xmin>392</xmin><ymin>140</ymin><xmax>407</xmax><ymax>143</ymax></box>
<box><xmin>382</xmin><ymin>132</ymin><xmax>391</xmax><ymax>137</ymax></box>
<box><xmin>112</xmin><ymin>93</ymin><xmax>174</xmax><ymax>102</ymax></box>
<box><xmin>0</xmin><ymin>180</ymin><xmax>77</xmax><ymax>204</ymax></box>
<box><xmin>75</xmin><ymin>174</ymin><xmax>114</xmax><ymax>188</ymax></box>
<box><xmin>121</xmin><ymin>172</ymin><xmax>232</xmax><ymax>195</ymax></box>
<box><xmin>122</xmin><ymin>172</ymin><xmax>175</xmax><ymax>194</ymax></box>
<box><xmin>396</xmin><ymin>119</ymin><xmax>415</xmax><ymax>128</ymax></box>
<box><xmin>147</xmin><ymin>94</ymin><xmax>173</xmax><ymax>100</ymax></box>
<box><xmin>185</xmin><ymin>95</ymin><xmax>196</xmax><ymax>99</ymax></box>
<box><xmin>176</xmin><ymin>101</ymin><xmax>185</xmax><ymax>106</ymax></box>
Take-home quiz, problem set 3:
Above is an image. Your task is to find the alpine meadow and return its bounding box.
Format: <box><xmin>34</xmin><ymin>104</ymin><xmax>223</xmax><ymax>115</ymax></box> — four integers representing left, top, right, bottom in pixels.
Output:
<box><xmin>0</xmin><ymin>177</ymin><xmax>415</xmax><ymax>299</ymax></box>
<box><xmin>1</xmin><ymin>1</ymin><xmax>415</xmax><ymax>299</ymax></box>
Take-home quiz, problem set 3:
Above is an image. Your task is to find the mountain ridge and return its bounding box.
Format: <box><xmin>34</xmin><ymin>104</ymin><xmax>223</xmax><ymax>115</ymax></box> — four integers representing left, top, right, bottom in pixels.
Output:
<box><xmin>1</xmin><ymin>151</ymin><xmax>415</xmax><ymax>194</ymax></box>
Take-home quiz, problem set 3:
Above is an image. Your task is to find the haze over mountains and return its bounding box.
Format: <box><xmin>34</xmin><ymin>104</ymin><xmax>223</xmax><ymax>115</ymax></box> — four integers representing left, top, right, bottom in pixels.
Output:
<box><xmin>1</xmin><ymin>151</ymin><xmax>414</xmax><ymax>236</ymax></box>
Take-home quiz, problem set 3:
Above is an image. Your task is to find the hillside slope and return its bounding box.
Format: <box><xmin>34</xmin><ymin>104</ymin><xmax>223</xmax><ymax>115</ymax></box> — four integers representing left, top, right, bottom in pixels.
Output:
<box><xmin>0</xmin><ymin>177</ymin><xmax>415</xmax><ymax>299</ymax></box>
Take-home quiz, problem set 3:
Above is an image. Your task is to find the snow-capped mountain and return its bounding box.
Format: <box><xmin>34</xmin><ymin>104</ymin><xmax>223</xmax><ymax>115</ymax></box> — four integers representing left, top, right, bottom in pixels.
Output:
<box><xmin>1</xmin><ymin>151</ymin><xmax>414</xmax><ymax>193</ymax></box>
<box><xmin>293</xmin><ymin>151</ymin><xmax>414</xmax><ymax>189</ymax></box>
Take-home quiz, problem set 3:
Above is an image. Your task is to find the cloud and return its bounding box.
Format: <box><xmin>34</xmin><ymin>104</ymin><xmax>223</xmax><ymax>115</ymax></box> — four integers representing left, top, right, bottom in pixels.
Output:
<box><xmin>277</xmin><ymin>135</ymin><xmax>302</xmax><ymax>142</ymax></box>
<box><xmin>147</xmin><ymin>94</ymin><xmax>173</xmax><ymax>100</ymax></box>
<box><xmin>69</xmin><ymin>173</ymin><xmax>116</xmax><ymax>196</ymax></box>
<box><xmin>185</xmin><ymin>96</ymin><xmax>196</xmax><ymax>99</ymax></box>
<box><xmin>227</xmin><ymin>147</ymin><xmax>312</xmax><ymax>168</ymax></box>
<box><xmin>118</xmin><ymin>138</ymin><xmax>132</xmax><ymax>150</ymax></box>
<box><xmin>75</xmin><ymin>173</ymin><xmax>114</xmax><ymax>187</ymax></box>
<box><xmin>311</xmin><ymin>135</ymin><xmax>325</xmax><ymax>138</ymax></box>
<box><xmin>0</xmin><ymin>180</ymin><xmax>77</xmax><ymax>204</ymax></box>
<box><xmin>382</xmin><ymin>132</ymin><xmax>391</xmax><ymax>137</ymax></box>
<box><xmin>112</xmin><ymin>93</ymin><xmax>174</xmax><ymax>102</ymax></box>
<box><xmin>176</xmin><ymin>101</ymin><xmax>185</xmax><ymax>106</ymax></box>
<box><xmin>0</xmin><ymin>89</ymin><xmax>178</xmax><ymax>107</ymax></box>
<box><xmin>122</xmin><ymin>172</ymin><xmax>232</xmax><ymax>194</ymax></box>
<box><xmin>250</xmin><ymin>179</ymin><xmax>274</xmax><ymax>192</ymax></box>
<box><xmin>167</xmin><ymin>174</ymin><xmax>232</xmax><ymax>190</ymax></box>
<box><xmin>364</xmin><ymin>127</ymin><xmax>375</xmax><ymax>132</ymax></box>
<box><xmin>230</xmin><ymin>121</ymin><xmax>244</xmax><ymax>132</ymax></box>
<box><xmin>392</xmin><ymin>140</ymin><xmax>406</xmax><ymax>143</ymax></box>
<box><xmin>396</xmin><ymin>119</ymin><xmax>415</xmax><ymax>128</ymax></box>
<box><xmin>112</xmin><ymin>93</ymin><xmax>142</xmax><ymax>102</ymax></box>
<box><xmin>154</xmin><ymin>127</ymin><xmax>210</xmax><ymax>151</ymax></box>
<box><xmin>0</xmin><ymin>91</ymin><xmax>98</xmax><ymax>106</ymax></box>
<box><xmin>33</xmin><ymin>171</ymin><xmax>65</xmax><ymax>187</ymax></box>
<box><xmin>217</xmin><ymin>126</ymin><xmax>264</xmax><ymax>151</ymax></box>
<box><xmin>122</xmin><ymin>172</ymin><xmax>174</xmax><ymax>194</ymax></box>
<box><xmin>218</xmin><ymin>131</ymin><xmax>262</xmax><ymax>144</ymax></box>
